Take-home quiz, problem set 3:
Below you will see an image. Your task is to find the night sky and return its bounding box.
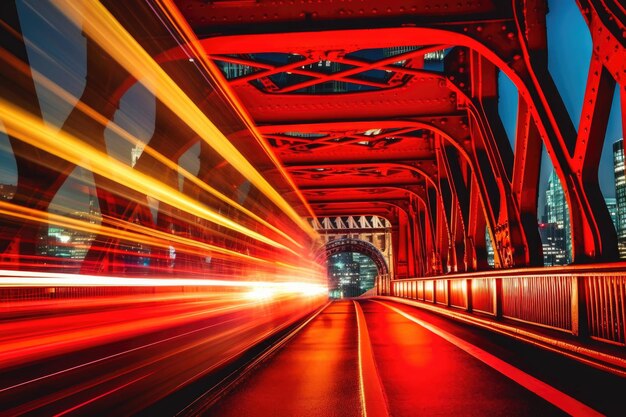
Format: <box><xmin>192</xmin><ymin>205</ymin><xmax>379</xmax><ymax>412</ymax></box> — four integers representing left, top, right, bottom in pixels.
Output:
<box><xmin>0</xmin><ymin>0</ymin><xmax>622</xmax><ymax>217</ymax></box>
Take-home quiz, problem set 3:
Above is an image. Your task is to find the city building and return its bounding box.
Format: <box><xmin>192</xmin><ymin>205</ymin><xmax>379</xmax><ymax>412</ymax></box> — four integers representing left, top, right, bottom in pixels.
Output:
<box><xmin>37</xmin><ymin>194</ymin><xmax>101</xmax><ymax>267</ymax></box>
<box><xmin>218</xmin><ymin>60</ymin><xmax>257</xmax><ymax>80</ymax></box>
<box><xmin>539</xmin><ymin>222</ymin><xmax>568</xmax><ymax>266</ymax></box>
<box><xmin>613</xmin><ymin>139</ymin><xmax>626</xmax><ymax>258</ymax></box>
<box><xmin>543</xmin><ymin>170</ymin><xmax>571</xmax><ymax>264</ymax></box>
<box><xmin>328</xmin><ymin>252</ymin><xmax>358</xmax><ymax>298</ymax></box>
<box><xmin>327</xmin><ymin>251</ymin><xmax>378</xmax><ymax>298</ymax></box>
<box><xmin>131</xmin><ymin>143</ymin><xmax>145</xmax><ymax>168</ymax></box>
<box><xmin>353</xmin><ymin>252</ymin><xmax>377</xmax><ymax>293</ymax></box>
<box><xmin>383</xmin><ymin>46</ymin><xmax>446</xmax><ymax>72</ymax></box>
<box><xmin>605</xmin><ymin>197</ymin><xmax>618</xmax><ymax>231</ymax></box>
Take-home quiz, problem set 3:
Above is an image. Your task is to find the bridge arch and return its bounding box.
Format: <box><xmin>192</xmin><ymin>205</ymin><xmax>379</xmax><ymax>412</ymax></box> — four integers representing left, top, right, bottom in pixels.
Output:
<box><xmin>316</xmin><ymin>238</ymin><xmax>389</xmax><ymax>277</ymax></box>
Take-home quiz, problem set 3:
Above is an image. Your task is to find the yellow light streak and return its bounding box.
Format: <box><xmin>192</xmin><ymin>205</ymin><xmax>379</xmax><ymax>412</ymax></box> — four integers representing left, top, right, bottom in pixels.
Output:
<box><xmin>51</xmin><ymin>0</ymin><xmax>318</xmax><ymax>241</ymax></box>
<box><xmin>0</xmin><ymin>49</ymin><xmax>303</xmax><ymax>250</ymax></box>
<box><xmin>0</xmin><ymin>100</ymin><xmax>297</xmax><ymax>254</ymax></box>
<box><xmin>0</xmin><ymin>201</ymin><xmax>270</xmax><ymax>265</ymax></box>
<box><xmin>0</xmin><ymin>199</ymin><xmax>326</xmax><ymax>274</ymax></box>
<box><xmin>152</xmin><ymin>0</ymin><xmax>320</xmax><ymax>223</ymax></box>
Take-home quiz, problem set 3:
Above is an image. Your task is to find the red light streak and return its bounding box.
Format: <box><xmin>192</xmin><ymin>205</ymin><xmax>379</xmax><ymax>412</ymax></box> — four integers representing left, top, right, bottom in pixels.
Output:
<box><xmin>0</xmin><ymin>285</ymin><xmax>326</xmax><ymax>415</ymax></box>
<box><xmin>0</xmin><ymin>1</ymin><xmax>330</xmax><ymax>413</ymax></box>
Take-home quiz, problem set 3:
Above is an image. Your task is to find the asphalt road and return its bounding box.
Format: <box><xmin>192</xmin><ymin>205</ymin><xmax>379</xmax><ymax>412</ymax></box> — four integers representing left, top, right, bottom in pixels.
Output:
<box><xmin>206</xmin><ymin>299</ymin><xmax>626</xmax><ymax>417</ymax></box>
<box><xmin>2</xmin><ymin>298</ymin><xmax>625</xmax><ymax>416</ymax></box>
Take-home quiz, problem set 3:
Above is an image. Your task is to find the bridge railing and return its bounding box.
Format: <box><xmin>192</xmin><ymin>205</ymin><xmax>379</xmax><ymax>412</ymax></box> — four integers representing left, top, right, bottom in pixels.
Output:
<box><xmin>390</xmin><ymin>264</ymin><xmax>626</xmax><ymax>346</ymax></box>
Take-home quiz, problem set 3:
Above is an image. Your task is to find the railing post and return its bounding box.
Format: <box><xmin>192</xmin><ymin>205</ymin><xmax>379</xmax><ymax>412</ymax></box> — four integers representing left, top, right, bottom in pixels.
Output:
<box><xmin>466</xmin><ymin>278</ymin><xmax>473</xmax><ymax>313</ymax></box>
<box><xmin>446</xmin><ymin>279</ymin><xmax>452</xmax><ymax>307</ymax></box>
<box><xmin>494</xmin><ymin>278</ymin><xmax>503</xmax><ymax>319</ymax></box>
<box><xmin>571</xmin><ymin>275</ymin><xmax>589</xmax><ymax>338</ymax></box>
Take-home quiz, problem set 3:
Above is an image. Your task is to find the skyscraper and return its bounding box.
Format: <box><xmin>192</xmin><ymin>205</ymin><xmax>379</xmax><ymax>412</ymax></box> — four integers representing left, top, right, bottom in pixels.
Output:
<box><xmin>538</xmin><ymin>222</ymin><xmax>568</xmax><ymax>266</ymax></box>
<box><xmin>353</xmin><ymin>252</ymin><xmax>377</xmax><ymax>293</ymax></box>
<box><xmin>613</xmin><ymin>139</ymin><xmax>626</xmax><ymax>258</ymax></box>
<box><xmin>485</xmin><ymin>229</ymin><xmax>495</xmax><ymax>267</ymax></box>
<box><xmin>327</xmin><ymin>251</ymin><xmax>378</xmax><ymax>298</ymax></box>
<box><xmin>605</xmin><ymin>197</ymin><xmax>618</xmax><ymax>231</ymax></box>
<box><xmin>131</xmin><ymin>143</ymin><xmax>145</xmax><ymax>168</ymax></box>
<box><xmin>544</xmin><ymin>171</ymin><xmax>571</xmax><ymax>264</ymax></box>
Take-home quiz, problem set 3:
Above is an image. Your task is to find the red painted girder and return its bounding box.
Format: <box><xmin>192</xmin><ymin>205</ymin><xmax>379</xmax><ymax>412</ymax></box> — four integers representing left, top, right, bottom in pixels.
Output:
<box><xmin>421</xmin><ymin>185</ymin><xmax>440</xmax><ymax>274</ymax></box>
<box><xmin>443</xmin><ymin>50</ymin><xmax>533</xmax><ymax>267</ymax></box>
<box><xmin>511</xmin><ymin>99</ymin><xmax>543</xmax><ymax>266</ymax></box>
<box><xmin>301</xmin><ymin>190</ymin><xmax>416</xmax><ymax>205</ymax></box>
<box><xmin>224</xmin><ymin>45</ymin><xmax>447</xmax><ymax>94</ymax></box>
<box><xmin>175</xmin><ymin>0</ymin><xmax>509</xmax><ymax>35</ymax></box>
<box><xmin>283</xmin><ymin>161</ymin><xmax>438</xmax><ymax>187</ymax></box>
<box><xmin>265</xmin><ymin>126</ymin><xmax>430</xmax><ymax>155</ymax></box>
<box><xmin>567</xmin><ymin>51</ymin><xmax>618</xmax><ymax>257</ymax></box>
<box><xmin>297</xmin><ymin>179</ymin><xmax>425</xmax><ymax>190</ymax></box>
<box><xmin>509</xmin><ymin>0</ymin><xmax>618</xmax><ymax>261</ymax></box>
<box><xmin>440</xmin><ymin>144</ymin><xmax>470</xmax><ymax>229</ymax></box>
<box><xmin>467</xmin><ymin>176</ymin><xmax>488</xmax><ymax>271</ymax></box>
<box><xmin>235</xmin><ymin>77</ymin><xmax>455</xmax><ymax>125</ymax></box>
<box><xmin>307</xmin><ymin>200</ymin><xmax>406</xmax><ymax>221</ymax></box>
<box><xmin>300</xmin><ymin>185</ymin><xmax>427</xmax><ymax>207</ymax></box>
<box><xmin>434</xmin><ymin>139</ymin><xmax>453</xmax><ymax>270</ymax></box>
<box><xmin>255</xmin><ymin>117</ymin><xmax>467</xmax><ymax>164</ymax></box>
<box><xmin>289</xmin><ymin>165</ymin><xmax>428</xmax><ymax>187</ymax></box>
<box><xmin>309</xmin><ymin>205</ymin><xmax>394</xmax><ymax>219</ymax></box>
<box><xmin>577</xmin><ymin>0</ymin><xmax>626</xmax><ymax>86</ymax></box>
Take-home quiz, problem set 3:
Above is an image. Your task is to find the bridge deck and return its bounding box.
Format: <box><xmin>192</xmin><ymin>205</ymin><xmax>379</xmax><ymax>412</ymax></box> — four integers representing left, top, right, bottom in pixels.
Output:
<box><xmin>207</xmin><ymin>300</ymin><xmax>623</xmax><ymax>416</ymax></box>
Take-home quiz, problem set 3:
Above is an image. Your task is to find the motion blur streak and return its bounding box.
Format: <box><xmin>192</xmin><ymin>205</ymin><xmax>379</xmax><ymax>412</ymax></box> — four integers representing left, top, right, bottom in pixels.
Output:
<box><xmin>0</xmin><ymin>99</ymin><xmax>299</xmax><ymax>254</ymax></box>
<box><xmin>0</xmin><ymin>0</ymin><xmax>329</xmax><ymax>414</ymax></box>
<box><xmin>150</xmin><ymin>0</ymin><xmax>320</xmax><ymax>222</ymax></box>
<box><xmin>0</xmin><ymin>47</ymin><xmax>301</xmax><ymax>249</ymax></box>
<box><xmin>0</xmin><ymin>282</ymin><xmax>326</xmax><ymax>415</ymax></box>
<box><xmin>0</xmin><ymin>200</ymin><xmax>281</xmax><ymax>267</ymax></box>
<box><xmin>0</xmin><ymin>270</ymin><xmax>328</xmax><ymax>289</ymax></box>
<box><xmin>50</xmin><ymin>0</ymin><xmax>318</xmax><ymax>240</ymax></box>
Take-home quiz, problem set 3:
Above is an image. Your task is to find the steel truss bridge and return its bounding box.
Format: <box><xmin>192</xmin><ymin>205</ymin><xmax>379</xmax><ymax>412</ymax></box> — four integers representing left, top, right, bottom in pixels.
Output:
<box><xmin>0</xmin><ymin>1</ymin><xmax>625</xmax><ymax>416</ymax></box>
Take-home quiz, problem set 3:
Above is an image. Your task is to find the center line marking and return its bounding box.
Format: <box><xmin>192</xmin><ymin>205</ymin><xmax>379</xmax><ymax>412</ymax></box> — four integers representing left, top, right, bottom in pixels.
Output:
<box><xmin>354</xmin><ymin>300</ymin><xmax>390</xmax><ymax>417</ymax></box>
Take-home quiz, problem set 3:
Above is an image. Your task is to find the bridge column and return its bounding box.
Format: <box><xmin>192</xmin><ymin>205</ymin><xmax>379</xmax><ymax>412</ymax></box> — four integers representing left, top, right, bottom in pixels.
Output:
<box><xmin>446</xmin><ymin>49</ymin><xmax>540</xmax><ymax>268</ymax></box>
<box><xmin>507</xmin><ymin>0</ymin><xmax>619</xmax><ymax>262</ymax></box>
<box><xmin>424</xmin><ymin>185</ymin><xmax>443</xmax><ymax>275</ymax></box>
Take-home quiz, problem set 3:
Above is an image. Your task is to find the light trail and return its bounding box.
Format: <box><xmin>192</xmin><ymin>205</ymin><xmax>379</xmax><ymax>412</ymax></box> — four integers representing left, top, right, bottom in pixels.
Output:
<box><xmin>0</xmin><ymin>46</ymin><xmax>303</xmax><ymax>250</ymax></box>
<box><xmin>52</xmin><ymin>372</ymin><xmax>155</xmax><ymax>417</ymax></box>
<box><xmin>149</xmin><ymin>0</ymin><xmax>320</xmax><ymax>223</ymax></box>
<box><xmin>0</xmin><ymin>285</ymin><xmax>327</xmax><ymax>415</ymax></box>
<box><xmin>50</xmin><ymin>0</ymin><xmax>319</xmax><ymax>241</ymax></box>
<box><xmin>0</xmin><ymin>2</ymin><xmax>330</xmax><ymax>412</ymax></box>
<box><xmin>0</xmin><ymin>270</ymin><xmax>328</xmax><ymax>292</ymax></box>
<box><xmin>0</xmin><ymin>100</ymin><xmax>300</xmax><ymax>255</ymax></box>
<box><xmin>0</xmin><ymin>200</ymin><xmax>274</xmax><ymax>266</ymax></box>
<box><xmin>0</xmin><ymin>199</ymin><xmax>325</xmax><ymax>277</ymax></box>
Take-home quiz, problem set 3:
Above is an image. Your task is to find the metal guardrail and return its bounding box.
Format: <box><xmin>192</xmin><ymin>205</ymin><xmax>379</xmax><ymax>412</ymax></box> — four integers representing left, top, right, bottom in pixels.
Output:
<box><xmin>389</xmin><ymin>264</ymin><xmax>626</xmax><ymax>346</ymax></box>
